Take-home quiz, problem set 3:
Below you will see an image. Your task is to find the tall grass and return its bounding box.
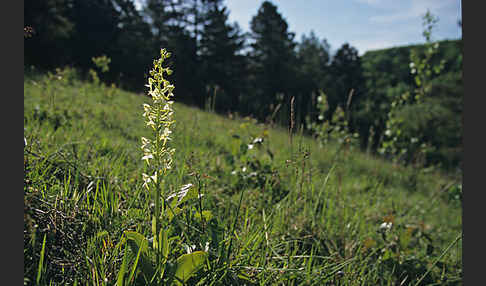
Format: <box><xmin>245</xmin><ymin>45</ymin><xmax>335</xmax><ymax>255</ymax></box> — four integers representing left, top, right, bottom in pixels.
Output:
<box><xmin>24</xmin><ymin>62</ymin><xmax>462</xmax><ymax>285</ymax></box>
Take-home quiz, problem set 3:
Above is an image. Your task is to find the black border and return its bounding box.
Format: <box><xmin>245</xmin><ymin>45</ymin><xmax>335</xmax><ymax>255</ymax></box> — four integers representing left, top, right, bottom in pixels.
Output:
<box><xmin>18</xmin><ymin>0</ymin><xmax>469</xmax><ymax>284</ymax></box>
<box><xmin>12</xmin><ymin>0</ymin><xmax>23</xmax><ymax>283</ymax></box>
<box><xmin>463</xmin><ymin>0</ymin><xmax>480</xmax><ymax>285</ymax></box>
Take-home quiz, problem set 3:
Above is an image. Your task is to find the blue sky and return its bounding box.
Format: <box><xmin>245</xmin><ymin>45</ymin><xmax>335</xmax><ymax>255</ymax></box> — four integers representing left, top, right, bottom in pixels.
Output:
<box><xmin>223</xmin><ymin>0</ymin><xmax>462</xmax><ymax>55</ymax></box>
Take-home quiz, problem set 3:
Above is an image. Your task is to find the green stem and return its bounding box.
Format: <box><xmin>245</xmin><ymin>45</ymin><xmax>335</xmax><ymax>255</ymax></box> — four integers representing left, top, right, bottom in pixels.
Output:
<box><xmin>155</xmin><ymin>179</ymin><xmax>161</xmax><ymax>267</ymax></box>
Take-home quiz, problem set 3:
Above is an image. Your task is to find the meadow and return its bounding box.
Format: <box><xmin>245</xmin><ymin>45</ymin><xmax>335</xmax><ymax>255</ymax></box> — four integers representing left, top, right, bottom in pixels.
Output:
<box><xmin>24</xmin><ymin>65</ymin><xmax>462</xmax><ymax>285</ymax></box>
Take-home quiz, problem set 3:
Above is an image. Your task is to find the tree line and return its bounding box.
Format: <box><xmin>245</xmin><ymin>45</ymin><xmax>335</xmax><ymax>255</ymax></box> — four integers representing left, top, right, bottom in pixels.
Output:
<box><xmin>24</xmin><ymin>0</ymin><xmax>462</xmax><ymax>171</ymax></box>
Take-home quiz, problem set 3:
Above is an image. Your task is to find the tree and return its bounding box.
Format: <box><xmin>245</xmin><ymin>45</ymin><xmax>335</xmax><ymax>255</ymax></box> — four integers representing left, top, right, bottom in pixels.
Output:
<box><xmin>199</xmin><ymin>0</ymin><xmax>247</xmax><ymax>112</ymax></box>
<box><xmin>296</xmin><ymin>31</ymin><xmax>331</xmax><ymax>125</ymax></box>
<box><xmin>24</xmin><ymin>0</ymin><xmax>76</xmax><ymax>68</ymax></box>
<box><xmin>247</xmin><ymin>1</ymin><xmax>297</xmax><ymax>121</ymax></box>
<box><xmin>297</xmin><ymin>31</ymin><xmax>330</xmax><ymax>94</ymax></box>
<box><xmin>108</xmin><ymin>0</ymin><xmax>155</xmax><ymax>89</ymax></box>
<box><xmin>141</xmin><ymin>0</ymin><xmax>205</xmax><ymax>106</ymax></box>
<box><xmin>327</xmin><ymin>43</ymin><xmax>365</xmax><ymax>143</ymax></box>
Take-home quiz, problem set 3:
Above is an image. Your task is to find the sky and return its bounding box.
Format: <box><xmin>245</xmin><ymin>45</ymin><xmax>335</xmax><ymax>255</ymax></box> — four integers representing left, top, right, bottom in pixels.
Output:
<box><xmin>223</xmin><ymin>0</ymin><xmax>462</xmax><ymax>55</ymax></box>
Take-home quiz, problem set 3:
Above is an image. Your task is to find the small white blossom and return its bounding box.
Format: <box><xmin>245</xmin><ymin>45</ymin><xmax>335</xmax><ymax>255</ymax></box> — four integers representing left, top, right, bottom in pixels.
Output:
<box><xmin>379</xmin><ymin>222</ymin><xmax>393</xmax><ymax>231</ymax></box>
<box><xmin>247</xmin><ymin>144</ymin><xmax>254</xmax><ymax>150</ymax></box>
<box><xmin>141</xmin><ymin>154</ymin><xmax>153</xmax><ymax>164</ymax></box>
<box><xmin>252</xmin><ymin>137</ymin><xmax>263</xmax><ymax>144</ymax></box>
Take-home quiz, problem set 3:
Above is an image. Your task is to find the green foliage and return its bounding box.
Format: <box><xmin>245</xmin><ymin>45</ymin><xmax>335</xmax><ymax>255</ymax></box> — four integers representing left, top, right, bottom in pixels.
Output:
<box><xmin>89</xmin><ymin>55</ymin><xmax>112</xmax><ymax>85</ymax></box>
<box><xmin>379</xmin><ymin>10</ymin><xmax>461</xmax><ymax>171</ymax></box>
<box><xmin>24</xmin><ymin>59</ymin><xmax>461</xmax><ymax>285</ymax></box>
<box><xmin>114</xmin><ymin>49</ymin><xmax>212</xmax><ymax>285</ymax></box>
<box><xmin>92</xmin><ymin>55</ymin><xmax>111</xmax><ymax>73</ymax></box>
<box><xmin>307</xmin><ymin>91</ymin><xmax>359</xmax><ymax>151</ymax></box>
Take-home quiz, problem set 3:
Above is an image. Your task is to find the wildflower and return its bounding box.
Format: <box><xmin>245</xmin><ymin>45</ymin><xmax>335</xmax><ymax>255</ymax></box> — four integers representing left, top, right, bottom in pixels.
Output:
<box><xmin>142</xmin><ymin>172</ymin><xmax>158</xmax><ymax>190</ymax></box>
<box><xmin>248</xmin><ymin>144</ymin><xmax>254</xmax><ymax>150</ymax></box>
<box><xmin>252</xmin><ymin>137</ymin><xmax>263</xmax><ymax>144</ymax></box>
<box><xmin>379</xmin><ymin>222</ymin><xmax>392</xmax><ymax>231</ymax></box>
<box><xmin>141</xmin><ymin>48</ymin><xmax>176</xmax><ymax>182</ymax></box>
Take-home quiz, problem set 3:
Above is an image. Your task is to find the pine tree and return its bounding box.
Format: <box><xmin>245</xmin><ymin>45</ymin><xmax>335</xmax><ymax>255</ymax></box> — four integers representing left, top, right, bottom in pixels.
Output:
<box><xmin>199</xmin><ymin>0</ymin><xmax>247</xmax><ymax>112</ymax></box>
<box><xmin>248</xmin><ymin>1</ymin><xmax>297</xmax><ymax>121</ymax></box>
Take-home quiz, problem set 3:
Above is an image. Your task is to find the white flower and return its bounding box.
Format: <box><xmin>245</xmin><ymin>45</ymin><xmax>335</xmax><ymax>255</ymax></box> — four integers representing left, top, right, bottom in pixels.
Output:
<box><xmin>184</xmin><ymin>244</ymin><xmax>196</xmax><ymax>254</ymax></box>
<box><xmin>409</xmin><ymin>62</ymin><xmax>415</xmax><ymax>69</ymax></box>
<box><xmin>317</xmin><ymin>95</ymin><xmax>322</xmax><ymax>103</ymax></box>
<box><xmin>141</xmin><ymin>154</ymin><xmax>153</xmax><ymax>164</ymax></box>
<box><xmin>379</xmin><ymin>222</ymin><xmax>393</xmax><ymax>231</ymax></box>
<box><xmin>252</xmin><ymin>137</ymin><xmax>263</xmax><ymax>144</ymax></box>
<box><xmin>247</xmin><ymin>144</ymin><xmax>254</xmax><ymax>150</ymax></box>
<box><xmin>318</xmin><ymin>115</ymin><xmax>324</xmax><ymax>121</ymax></box>
<box><xmin>142</xmin><ymin>172</ymin><xmax>158</xmax><ymax>189</ymax></box>
<box><xmin>242</xmin><ymin>167</ymin><xmax>247</xmax><ymax>172</ymax></box>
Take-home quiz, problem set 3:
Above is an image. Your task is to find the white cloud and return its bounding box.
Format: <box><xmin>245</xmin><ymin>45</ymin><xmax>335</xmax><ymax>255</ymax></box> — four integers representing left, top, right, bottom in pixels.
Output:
<box><xmin>350</xmin><ymin>39</ymin><xmax>396</xmax><ymax>55</ymax></box>
<box><xmin>369</xmin><ymin>0</ymin><xmax>457</xmax><ymax>24</ymax></box>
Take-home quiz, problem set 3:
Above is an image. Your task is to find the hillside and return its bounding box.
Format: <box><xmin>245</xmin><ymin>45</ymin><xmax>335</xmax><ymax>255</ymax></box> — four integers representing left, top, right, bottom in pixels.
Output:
<box><xmin>24</xmin><ymin>68</ymin><xmax>462</xmax><ymax>285</ymax></box>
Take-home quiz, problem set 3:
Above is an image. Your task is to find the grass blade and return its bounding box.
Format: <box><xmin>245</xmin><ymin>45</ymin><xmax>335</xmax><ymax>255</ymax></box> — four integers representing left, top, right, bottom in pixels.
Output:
<box><xmin>36</xmin><ymin>234</ymin><xmax>47</xmax><ymax>285</ymax></box>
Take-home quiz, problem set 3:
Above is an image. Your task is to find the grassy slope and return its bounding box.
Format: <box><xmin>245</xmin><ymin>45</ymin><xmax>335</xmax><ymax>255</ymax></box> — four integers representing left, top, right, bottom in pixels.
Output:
<box><xmin>24</xmin><ymin>69</ymin><xmax>462</xmax><ymax>285</ymax></box>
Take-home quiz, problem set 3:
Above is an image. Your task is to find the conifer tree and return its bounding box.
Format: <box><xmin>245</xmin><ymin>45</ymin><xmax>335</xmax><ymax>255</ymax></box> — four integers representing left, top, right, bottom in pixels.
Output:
<box><xmin>199</xmin><ymin>0</ymin><xmax>247</xmax><ymax>111</ymax></box>
<box><xmin>248</xmin><ymin>1</ymin><xmax>298</xmax><ymax>121</ymax></box>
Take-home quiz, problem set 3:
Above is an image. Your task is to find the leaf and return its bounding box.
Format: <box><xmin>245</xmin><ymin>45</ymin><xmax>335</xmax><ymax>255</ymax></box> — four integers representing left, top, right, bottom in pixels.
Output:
<box><xmin>128</xmin><ymin>240</ymin><xmax>144</xmax><ymax>283</ymax></box>
<box><xmin>124</xmin><ymin>231</ymin><xmax>155</xmax><ymax>279</ymax></box>
<box><xmin>116</xmin><ymin>243</ymin><xmax>129</xmax><ymax>286</ymax></box>
<box><xmin>174</xmin><ymin>251</ymin><xmax>208</xmax><ymax>285</ymax></box>
<box><xmin>161</xmin><ymin>228</ymin><xmax>169</xmax><ymax>259</ymax></box>
<box><xmin>125</xmin><ymin>231</ymin><xmax>149</xmax><ymax>254</ymax></box>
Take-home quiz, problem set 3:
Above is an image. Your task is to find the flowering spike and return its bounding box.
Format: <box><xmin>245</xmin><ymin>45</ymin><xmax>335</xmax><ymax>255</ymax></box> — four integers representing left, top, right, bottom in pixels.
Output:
<box><xmin>141</xmin><ymin>49</ymin><xmax>176</xmax><ymax>190</ymax></box>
